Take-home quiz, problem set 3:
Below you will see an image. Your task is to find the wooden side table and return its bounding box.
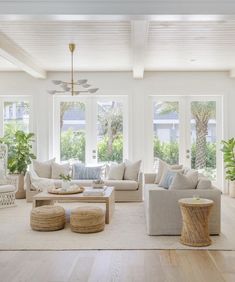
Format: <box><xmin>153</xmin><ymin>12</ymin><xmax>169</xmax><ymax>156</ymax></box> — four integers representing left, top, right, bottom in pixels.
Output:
<box><xmin>179</xmin><ymin>198</ymin><xmax>214</xmax><ymax>247</ymax></box>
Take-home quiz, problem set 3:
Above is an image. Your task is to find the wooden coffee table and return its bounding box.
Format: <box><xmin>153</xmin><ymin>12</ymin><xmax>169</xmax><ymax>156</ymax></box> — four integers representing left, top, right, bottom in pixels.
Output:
<box><xmin>32</xmin><ymin>187</ymin><xmax>115</xmax><ymax>224</ymax></box>
<box><xmin>179</xmin><ymin>198</ymin><xmax>214</xmax><ymax>247</ymax></box>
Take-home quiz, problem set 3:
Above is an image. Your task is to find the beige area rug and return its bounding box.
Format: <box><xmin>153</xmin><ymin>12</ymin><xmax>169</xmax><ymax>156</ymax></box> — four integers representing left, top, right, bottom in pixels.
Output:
<box><xmin>0</xmin><ymin>196</ymin><xmax>235</xmax><ymax>250</ymax></box>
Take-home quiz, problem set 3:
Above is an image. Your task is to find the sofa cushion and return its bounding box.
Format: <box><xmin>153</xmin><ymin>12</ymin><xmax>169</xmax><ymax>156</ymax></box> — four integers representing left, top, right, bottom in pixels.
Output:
<box><xmin>107</xmin><ymin>163</ymin><xmax>125</xmax><ymax>180</ymax></box>
<box><xmin>159</xmin><ymin>169</ymin><xmax>179</xmax><ymax>189</ymax></box>
<box><xmin>154</xmin><ymin>159</ymin><xmax>183</xmax><ymax>184</ymax></box>
<box><xmin>169</xmin><ymin>170</ymin><xmax>198</xmax><ymax>190</ymax></box>
<box><xmin>33</xmin><ymin>158</ymin><xmax>55</xmax><ymax>178</ymax></box>
<box><xmin>196</xmin><ymin>177</ymin><xmax>212</xmax><ymax>189</ymax></box>
<box><xmin>72</xmin><ymin>163</ymin><xmax>102</xmax><ymax>180</ymax></box>
<box><xmin>124</xmin><ymin>160</ymin><xmax>141</xmax><ymax>181</ymax></box>
<box><xmin>104</xmin><ymin>180</ymin><xmax>138</xmax><ymax>191</ymax></box>
<box><xmin>51</xmin><ymin>162</ymin><xmax>70</xmax><ymax>179</ymax></box>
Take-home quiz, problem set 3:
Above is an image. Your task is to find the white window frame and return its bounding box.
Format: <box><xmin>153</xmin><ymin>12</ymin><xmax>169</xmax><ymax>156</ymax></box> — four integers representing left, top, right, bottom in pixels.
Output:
<box><xmin>0</xmin><ymin>95</ymin><xmax>33</xmax><ymax>137</ymax></box>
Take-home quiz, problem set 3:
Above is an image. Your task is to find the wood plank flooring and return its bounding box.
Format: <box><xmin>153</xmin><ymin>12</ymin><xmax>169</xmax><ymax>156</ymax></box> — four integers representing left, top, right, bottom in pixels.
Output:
<box><xmin>0</xmin><ymin>250</ymin><xmax>234</xmax><ymax>282</ymax></box>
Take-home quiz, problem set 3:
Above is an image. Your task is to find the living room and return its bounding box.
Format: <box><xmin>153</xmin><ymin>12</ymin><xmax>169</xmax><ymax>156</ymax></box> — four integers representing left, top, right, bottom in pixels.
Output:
<box><xmin>0</xmin><ymin>1</ymin><xmax>235</xmax><ymax>282</ymax></box>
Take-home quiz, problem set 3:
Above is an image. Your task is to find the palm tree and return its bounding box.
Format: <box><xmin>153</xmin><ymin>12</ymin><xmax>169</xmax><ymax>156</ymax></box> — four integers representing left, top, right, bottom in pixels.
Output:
<box><xmin>191</xmin><ymin>101</ymin><xmax>216</xmax><ymax>169</ymax></box>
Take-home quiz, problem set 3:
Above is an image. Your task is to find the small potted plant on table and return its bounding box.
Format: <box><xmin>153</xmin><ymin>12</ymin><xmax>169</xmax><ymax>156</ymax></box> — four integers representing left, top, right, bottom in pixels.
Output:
<box><xmin>221</xmin><ymin>138</ymin><xmax>235</xmax><ymax>197</ymax></box>
<box><xmin>59</xmin><ymin>174</ymin><xmax>72</xmax><ymax>191</ymax></box>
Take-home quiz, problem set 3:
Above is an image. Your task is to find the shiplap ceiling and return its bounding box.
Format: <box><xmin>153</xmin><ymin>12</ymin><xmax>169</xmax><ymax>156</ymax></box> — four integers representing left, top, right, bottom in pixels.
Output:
<box><xmin>1</xmin><ymin>20</ymin><xmax>235</xmax><ymax>77</ymax></box>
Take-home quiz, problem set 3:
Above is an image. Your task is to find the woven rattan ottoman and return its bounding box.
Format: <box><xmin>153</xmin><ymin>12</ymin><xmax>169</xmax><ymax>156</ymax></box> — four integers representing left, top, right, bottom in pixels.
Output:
<box><xmin>30</xmin><ymin>205</ymin><xmax>66</xmax><ymax>231</ymax></box>
<box><xmin>70</xmin><ymin>206</ymin><xmax>105</xmax><ymax>233</ymax></box>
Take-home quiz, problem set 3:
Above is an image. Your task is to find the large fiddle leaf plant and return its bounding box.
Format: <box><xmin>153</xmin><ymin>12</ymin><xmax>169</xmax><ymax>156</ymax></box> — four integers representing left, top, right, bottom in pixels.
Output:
<box><xmin>221</xmin><ymin>138</ymin><xmax>235</xmax><ymax>181</ymax></box>
<box><xmin>0</xmin><ymin>130</ymin><xmax>36</xmax><ymax>175</ymax></box>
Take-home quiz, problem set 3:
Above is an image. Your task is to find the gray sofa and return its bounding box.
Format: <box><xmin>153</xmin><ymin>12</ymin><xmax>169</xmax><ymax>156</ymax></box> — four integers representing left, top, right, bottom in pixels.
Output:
<box><xmin>144</xmin><ymin>173</ymin><xmax>221</xmax><ymax>235</ymax></box>
<box><xmin>25</xmin><ymin>170</ymin><xmax>143</xmax><ymax>203</ymax></box>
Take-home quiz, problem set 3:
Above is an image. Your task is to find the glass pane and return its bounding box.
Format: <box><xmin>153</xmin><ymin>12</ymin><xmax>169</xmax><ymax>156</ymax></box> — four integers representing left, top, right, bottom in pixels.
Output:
<box><xmin>97</xmin><ymin>100</ymin><xmax>123</xmax><ymax>163</ymax></box>
<box><xmin>153</xmin><ymin>101</ymin><xmax>179</xmax><ymax>167</ymax></box>
<box><xmin>60</xmin><ymin>102</ymin><xmax>85</xmax><ymax>162</ymax></box>
<box><xmin>4</xmin><ymin>101</ymin><xmax>30</xmax><ymax>136</ymax></box>
<box><xmin>190</xmin><ymin>101</ymin><xmax>216</xmax><ymax>180</ymax></box>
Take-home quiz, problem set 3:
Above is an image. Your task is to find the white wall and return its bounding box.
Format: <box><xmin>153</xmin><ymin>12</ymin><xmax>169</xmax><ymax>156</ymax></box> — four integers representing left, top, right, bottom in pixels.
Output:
<box><xmin>0</xmin><ymin>70</ymin><xmax>235</xmax><ymax>174</ymax></box>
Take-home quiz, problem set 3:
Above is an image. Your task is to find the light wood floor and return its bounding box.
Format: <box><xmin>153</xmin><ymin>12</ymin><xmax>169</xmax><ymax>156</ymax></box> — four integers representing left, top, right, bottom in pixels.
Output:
<box><xmin>0</xmin><ymin>250</ymin><xmax>234</xmax><ymax>282</ymax></box>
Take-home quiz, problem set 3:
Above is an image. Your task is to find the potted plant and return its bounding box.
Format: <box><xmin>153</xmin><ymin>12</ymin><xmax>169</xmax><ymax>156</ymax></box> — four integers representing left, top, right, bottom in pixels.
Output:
<box><xmin>59</xmin><ymin>173</ymin><xmax>72</xmax><ymax>191</ymax></box>
<box><xmin>0</xmin><ymin>130</ymin><xmax>36</xmax><ymax>199</ymax></box>
<box><xmin>221</xmin><ymin>138</ymin><xmax>235</xmax><ymax>197</ymax></box>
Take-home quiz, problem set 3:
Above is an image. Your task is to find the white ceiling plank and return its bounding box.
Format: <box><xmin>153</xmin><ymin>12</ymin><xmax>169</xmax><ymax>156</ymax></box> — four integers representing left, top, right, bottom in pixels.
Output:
<box><xmin>131</xmin><ymin>20</ymin><xmax>149</xmax><ymax>79</ymax></box>
<box><xmin>0</xmin><ymin>32</ymin><xmax>46</xmax><ymax>78</ymax></box>
<box><xmin>1</xmin><ymin>1</ymin><xmax>235</xmax><ymax>17</ymax></box>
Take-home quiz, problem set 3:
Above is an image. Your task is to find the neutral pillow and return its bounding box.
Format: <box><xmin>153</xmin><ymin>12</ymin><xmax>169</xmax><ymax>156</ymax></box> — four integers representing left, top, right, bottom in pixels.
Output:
<box><xmin>33</xmin><ymin>158</ymin><xmax>55</xmax><ymax>179</ymax></box>
<box><xmin>107</xmin><ymin>163</ymin><xmax>125</xmax><ymax>180</ymax></box>
<box><xmin>158</xmin><ymin>169</ymin><xmax>178</xmax><ymax>189</ymax></box>
<box><xmin>154</xmin><ymin>159</ymin><xmax>183</xmax><ymax>184</ymax></box>
<box><xmin>169</xmin><ymin>170</ymin><xmax>198</xmax><ymax>190</ymax></box>
<box><xmin>196</xmin><ymin>177</ymin><xmax>212</xmax><ymax>189</ymax></box>
<box><xmin>124</xmin><ymin>159</ymin><xmax>141</xmax><ymax>181</ymax></box>
<box><xmin>51</xmin><ymin>162</ymin><xmax>70</xmax><ymax>179</ymax></box>
<box><xmin>73</xmin><ymin>163</ymin><xmax>102</xmax><ymax>180</ymax></box>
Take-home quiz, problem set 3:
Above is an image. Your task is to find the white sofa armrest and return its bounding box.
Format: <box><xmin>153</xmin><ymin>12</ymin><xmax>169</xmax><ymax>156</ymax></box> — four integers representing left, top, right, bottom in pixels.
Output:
<box><xmin>144</xmin><ymin>173</ymin><xmax>157</xmax><ymax>184</ymax></box>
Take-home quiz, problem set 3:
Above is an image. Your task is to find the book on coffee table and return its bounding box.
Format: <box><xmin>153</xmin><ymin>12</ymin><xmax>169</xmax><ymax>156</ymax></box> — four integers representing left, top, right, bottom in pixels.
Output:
<box><xmin>83</xmin><ymin>188</ymin><xmax>106</xmax><ymax>196</ymax></box>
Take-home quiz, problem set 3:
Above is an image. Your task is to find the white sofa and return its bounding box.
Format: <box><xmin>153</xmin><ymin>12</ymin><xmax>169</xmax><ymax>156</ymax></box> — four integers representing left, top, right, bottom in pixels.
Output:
<box><xmin>25</xmin><ymin>170</ymin><xmax>143</xmax><ymax>203</ymax></box>
<box><xmin>144</xmin><ymin>173</ymin><xmax>221</xmax><ymax>235</ymax></box>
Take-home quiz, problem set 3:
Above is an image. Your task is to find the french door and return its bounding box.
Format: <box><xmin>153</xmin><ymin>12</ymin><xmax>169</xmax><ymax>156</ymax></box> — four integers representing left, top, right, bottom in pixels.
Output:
<box><xmin>53</xmin><ymin>96</ymin><xmax>128</xmax><ymax>164</ymax></box>
<box><xmin>150</xmin><ymin>95</ymin><xmax>223</xmax><ymax>187</ymax></box>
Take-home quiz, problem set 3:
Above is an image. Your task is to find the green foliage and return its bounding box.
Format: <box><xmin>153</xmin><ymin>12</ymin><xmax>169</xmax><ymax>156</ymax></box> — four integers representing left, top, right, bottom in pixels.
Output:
<box><xmin>60</xmin><ymin>129</ymin><xmax>85</xmax><ymax>162</ymax></box>
<box><xmin>0</xmin><ymin>130</ymin><xmax>36</xmax><ymax>175</ymax></box>
<box><xmin>221</xmin><ymin>138</ymin><xmax>235</xmax><ymax>181</ymax></box>
<box><xmin>59</xmin><ymin>174</ymin><xmax>71</xmax><ymax>182</ymax></box>
<box><xmin>98</xmin><ymin>134</ymin><xmax>123</xmax><ymax>163</ymax></box>
<box><xmin>154</xmin><ymin>138</ymin><xmax>216</xmax><ymax>168</ymax></box>
<box><xmin>154</xmin><ymin>138</ymin><xmax>179</xmax><ymax>165</ymax></box>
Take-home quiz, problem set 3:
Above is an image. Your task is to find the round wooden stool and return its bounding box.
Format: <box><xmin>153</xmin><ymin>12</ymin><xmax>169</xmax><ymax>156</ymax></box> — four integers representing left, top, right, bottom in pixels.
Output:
<box><xmin>30</xmin><ymin>205</ymin><xmax>66</xmax><ymax>231</ymax></box>
<box><xmin>179</xmin><ymin>198</ymin><xmax>214</xmax><ymax>247</ymax></box>
<box><xmin>70</xmin><ymin>206</ymin><xmax>105</xmax><ymax>233</ymax></box>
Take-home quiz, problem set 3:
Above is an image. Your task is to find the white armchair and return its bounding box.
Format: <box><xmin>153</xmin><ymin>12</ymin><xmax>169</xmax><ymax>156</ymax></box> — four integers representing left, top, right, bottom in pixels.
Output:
<box><xmin>0</xmin><ymin>144</ymin><xmax>17</xmax><ymax>208</ymax></box>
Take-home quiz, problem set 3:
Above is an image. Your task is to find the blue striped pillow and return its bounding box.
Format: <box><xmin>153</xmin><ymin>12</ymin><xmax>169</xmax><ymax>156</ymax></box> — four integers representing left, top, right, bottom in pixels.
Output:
<box><xmin>73</xmin><ymin>163</ymin><xmax>102</xmax><ymax>180</ymax></box>
<box><xmin>159</xmin><ymin>170</ymin><xmax>177</xmax><ymax>189</ymax></box>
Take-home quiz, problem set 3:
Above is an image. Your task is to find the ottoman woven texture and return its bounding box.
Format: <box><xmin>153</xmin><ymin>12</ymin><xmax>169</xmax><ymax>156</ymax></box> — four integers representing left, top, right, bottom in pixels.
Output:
<box><xmin>70</xmin><ymin>206</ymin><xmax>105</xmax><ymax>233</ymax></box>
<box><xmin>31</xmin><ymin>205</ymin><xmax>66</xmax><ymax>231</ymax></box>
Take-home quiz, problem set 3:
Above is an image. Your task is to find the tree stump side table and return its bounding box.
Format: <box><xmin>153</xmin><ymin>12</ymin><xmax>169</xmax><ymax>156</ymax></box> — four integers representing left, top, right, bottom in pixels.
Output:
<box><xmin>178</xmin><ymin>198</ymin><xmax>214</xmax><ymax>247</ymax></box>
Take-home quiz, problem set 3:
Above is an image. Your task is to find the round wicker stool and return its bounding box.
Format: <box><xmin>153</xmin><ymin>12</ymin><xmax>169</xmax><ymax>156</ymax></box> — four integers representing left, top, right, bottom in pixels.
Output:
<box><xmin>70</xmin><ymin>206</ymin><xmax>105</xmax><ymax>233</ymax></box>
<box><xmin>30</xmin><ymin>205</ymin><xmax>66</xmax><ymax>231</ymax></box>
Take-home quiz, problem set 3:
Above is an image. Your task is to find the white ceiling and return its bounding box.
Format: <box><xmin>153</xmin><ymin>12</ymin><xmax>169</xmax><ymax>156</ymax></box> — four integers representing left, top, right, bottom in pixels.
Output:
<box><xmin>1</xmin><ymin>20</ymin><xmax>235</xmax><ymax>76</ymax></box>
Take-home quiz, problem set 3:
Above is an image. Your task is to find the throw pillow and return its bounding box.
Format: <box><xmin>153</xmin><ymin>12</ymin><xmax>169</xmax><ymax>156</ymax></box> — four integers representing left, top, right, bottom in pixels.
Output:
<box><xmin>158</xmin><ymin>169</ymin><xmax>178</xmax><ymax>189</ymax></box>
<box><xmin>169</xmin><ymin>170</ymin><xmax>198</xmax><ymax>190</ymax></box>
<box><xmin>33</xmin><ymin>158</ymin><xmax>55</xmax><ymax>178</ymax></box>
<box><xmin>124</xmin><ymin>159</ymin><xmax>141</xmax><ymax>181</ymax></box>
<box><xmin>154</xmin><ymin>159</ymin><xmax>183</xmax><ymax>184</ymax></box>
<box><xmin>72</xmin><ymin>163</ymin><xmax>102</xmax><ymax>180</ymax></box>
<box><xmin>107</xmin><ymin>163</ymin><xmax>125</xmax><ymax>180</ymax></box>
<box><xmin>196</xmin><ymin>177</ymin><xmax>212</xmax><ymax>189</ymax></box>
<box><xmin>51</xmin><ymin>162</ymin><xmax>70</xmax><ymax>179</ymax></box>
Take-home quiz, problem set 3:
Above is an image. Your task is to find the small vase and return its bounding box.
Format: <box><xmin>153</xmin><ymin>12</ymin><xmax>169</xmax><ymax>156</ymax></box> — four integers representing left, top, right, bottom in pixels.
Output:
<box><xmin>62</xmin><ymin>181</ymin><xmax>70</xmax><ymax>191</ymax></box>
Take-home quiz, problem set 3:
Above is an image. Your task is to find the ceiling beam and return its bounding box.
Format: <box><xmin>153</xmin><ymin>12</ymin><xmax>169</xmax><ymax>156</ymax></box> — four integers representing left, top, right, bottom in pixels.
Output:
<box><xmin>0</xmin><ymin>32</ymin><xmax>46</xmax><ymax>78</ymax></box>
<box><xmin>131</xmin><ymin>20</ymin><xmax>149</xmax><ymax>79</ymax></box>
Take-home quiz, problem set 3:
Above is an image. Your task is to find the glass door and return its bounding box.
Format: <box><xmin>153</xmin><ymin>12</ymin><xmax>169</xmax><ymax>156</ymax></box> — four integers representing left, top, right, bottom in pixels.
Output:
<box><xmin>53</xmin><ymin>96</ymin><xmax>128</xmax><ymax>164</ymax></box>
<box><xmin>153</xmin><ymin>99</ymin><xmax>180</xmax><ymax>169</ymax></box>
<box><xmin>185</xmin><ymin>97</ymin><xmax>222</xmax><ymax>184</ymax></box>
<box><xmin>151</xmin><ymin>96</ymin><xmax>223</xmax><ymax>187</ymax></box>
